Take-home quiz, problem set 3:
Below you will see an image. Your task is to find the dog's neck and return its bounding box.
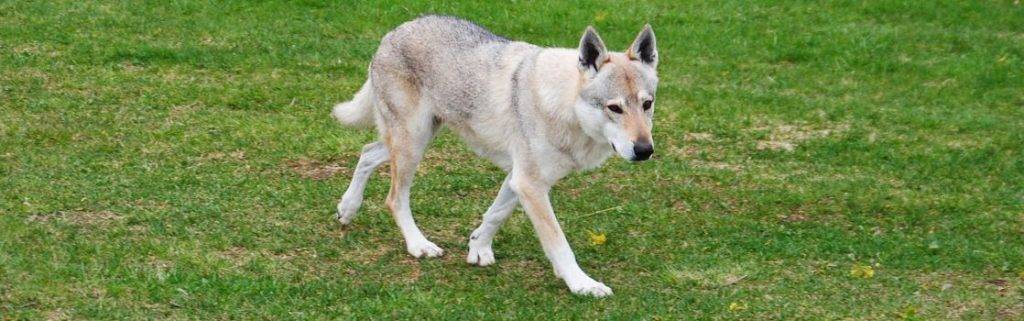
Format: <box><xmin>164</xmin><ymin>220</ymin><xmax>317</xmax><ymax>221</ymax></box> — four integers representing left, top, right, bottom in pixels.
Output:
<box><xmin>530</xmin><ymin>48</ymin><xmax>616</xmax><ymax>171</ymax></box>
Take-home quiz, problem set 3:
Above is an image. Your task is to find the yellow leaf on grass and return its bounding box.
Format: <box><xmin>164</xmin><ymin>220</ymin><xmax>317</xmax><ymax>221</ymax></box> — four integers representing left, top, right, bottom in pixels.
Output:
<box><xmin>850</xmin><ymin>264</ymin><xmax>875</xmax><ymax>279</ymax></box>
<box><xmin>728</xmin><ymin>301</ymin><xmax>747</xmax><ymax>312</ymax></box>
<box><xmin>897</xmin><ymin>305</ymin><xmax>918</xmax><ymax>319</ymax></box>
<box><xmin>588</xmin><ymin>231</ymin><xmax>606</xmax><ymax>245</ymax></box>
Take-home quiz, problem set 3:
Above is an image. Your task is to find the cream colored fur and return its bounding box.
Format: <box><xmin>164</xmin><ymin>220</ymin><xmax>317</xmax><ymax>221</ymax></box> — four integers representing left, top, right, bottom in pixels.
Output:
<box><xmin>331</xmin><ymin>16</ymin><xmax>659</xmax><ymax>297</ymax></box>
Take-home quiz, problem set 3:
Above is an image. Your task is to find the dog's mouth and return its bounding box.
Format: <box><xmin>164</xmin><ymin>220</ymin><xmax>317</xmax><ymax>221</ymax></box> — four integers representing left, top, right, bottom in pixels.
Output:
<box><xmin>609</xmin><ymin>141</ymin><xmax>632</xmax><ymax>160</ymax></box>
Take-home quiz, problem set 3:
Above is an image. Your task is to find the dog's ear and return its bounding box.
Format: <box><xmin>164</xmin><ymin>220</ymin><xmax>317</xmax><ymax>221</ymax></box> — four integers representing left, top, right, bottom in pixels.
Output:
<box><xmin>578</xmin><ymin>26</ymin><xmax>608</xmax><ymax>74</ymax></box>
<box><xmin>627</xmin><ymin>24</ymin><xmax>657</xmax><ymax>68</ymax></box>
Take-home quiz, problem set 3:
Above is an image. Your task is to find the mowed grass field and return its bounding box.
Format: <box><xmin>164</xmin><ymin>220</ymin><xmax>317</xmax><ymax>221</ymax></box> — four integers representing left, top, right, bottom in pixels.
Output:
<box><xmin>2</xmin><ymin>0</ymin><xmax>1023</xmax><ymax>319</ymax></box>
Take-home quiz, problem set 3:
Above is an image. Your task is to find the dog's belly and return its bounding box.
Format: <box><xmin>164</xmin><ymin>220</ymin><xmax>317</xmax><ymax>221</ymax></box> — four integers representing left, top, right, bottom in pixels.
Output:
<box><xmin>445</xmin><ymin>121</ymin><xmax>514</xmax><ymax>171</ymax></box>
<box><xmin>468</xmin><ymin>145</ymin><xmax>513</xmax><ymax>171</ymax></box>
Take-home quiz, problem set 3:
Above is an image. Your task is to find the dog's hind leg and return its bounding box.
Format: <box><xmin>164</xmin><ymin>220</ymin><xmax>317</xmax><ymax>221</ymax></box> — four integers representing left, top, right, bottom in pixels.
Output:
<box><xmin>467</xmin><ymin>175</ymin><xmax>517</xmax><ymax>266</ymax></box>
<box><xmin>382</xmin><ymin>111</ymin><xmax>443</xmax><ymax>258</ymax></box>
<box><xmin>336</xmin><ymin>142</ymin><xmax>389</xmax><ymax>225</ymax></box>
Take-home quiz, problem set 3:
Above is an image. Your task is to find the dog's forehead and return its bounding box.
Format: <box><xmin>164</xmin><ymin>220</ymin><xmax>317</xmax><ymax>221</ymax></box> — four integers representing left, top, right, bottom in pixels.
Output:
<box><xmin>605</xmin><ymin>54</ymin><xmax>657</xmax><ymax>100</ymax></box>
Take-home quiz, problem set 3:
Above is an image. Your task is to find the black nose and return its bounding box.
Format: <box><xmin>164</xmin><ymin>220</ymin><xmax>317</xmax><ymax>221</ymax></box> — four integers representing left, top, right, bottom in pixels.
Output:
<box><xmin>632</xmin><ymin>142</ymin><xmax>654</xmax><ymax>161</ymax></box>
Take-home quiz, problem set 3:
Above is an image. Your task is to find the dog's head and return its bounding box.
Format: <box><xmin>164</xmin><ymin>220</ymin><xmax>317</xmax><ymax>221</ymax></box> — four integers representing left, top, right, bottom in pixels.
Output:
<box><xmin>574</xmin><ymin>25</ymin><xmax>659</xmax><ymax>162</ymax></box>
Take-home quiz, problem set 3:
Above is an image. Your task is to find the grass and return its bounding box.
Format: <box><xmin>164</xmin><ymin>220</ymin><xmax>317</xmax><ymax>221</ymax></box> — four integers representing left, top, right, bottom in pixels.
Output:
<box><xmin>1</xmin><ymin>0</ymin><xmax>1022</xmax><ymax>319</ymax></box>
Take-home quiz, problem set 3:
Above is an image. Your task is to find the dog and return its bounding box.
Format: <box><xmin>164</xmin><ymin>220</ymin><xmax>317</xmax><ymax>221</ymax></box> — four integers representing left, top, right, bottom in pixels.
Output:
<box><xmin>331</xmin><ymin>15</ymin><xmax>658</xmax><ymax>297</ymax></box>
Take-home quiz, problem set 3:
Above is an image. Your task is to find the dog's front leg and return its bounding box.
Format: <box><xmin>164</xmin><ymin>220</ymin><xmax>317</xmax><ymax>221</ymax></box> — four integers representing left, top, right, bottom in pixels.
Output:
<box><xmin>467</xmin><ymin>175</ymin><xmax>517</xmax><ymax>266</ymax></box>
<box><xmin>510</xmin><ymin>175</ymin><xmax>612</xmax><ymax>297</ymax></box>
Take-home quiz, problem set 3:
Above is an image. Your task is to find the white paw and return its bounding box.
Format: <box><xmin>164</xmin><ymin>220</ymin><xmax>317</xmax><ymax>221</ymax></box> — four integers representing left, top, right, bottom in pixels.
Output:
<box><xmin>407</xmin><ymin>240</ymin><xmax>444</xmax><ymax>258</ymax></box>
<box><xmin>335</xmin><ymin>197</ymin><xmax>360</xmax><ymax>225</ymax></box>
<box><xmin>566</xmin><ymin>277</ymin><xmax>613</xmax><ymax>297</ymax></box>
<box><xmin>466</xmin><ymin>245</ymin><xmax>495</xmax><ymax>266</ymax></box>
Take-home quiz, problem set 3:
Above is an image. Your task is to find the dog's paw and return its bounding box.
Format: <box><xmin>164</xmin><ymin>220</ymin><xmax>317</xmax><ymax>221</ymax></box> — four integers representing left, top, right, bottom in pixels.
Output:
<box><xmin>335</xmin><ymin>198</ymin><xmax>360</xmax><ymax>225</ymax></box>
<box><xmin>566</xmin><ymin>277</ymin><xmax>613</xmax><ymax>297</ymax></box>
<box><xmin>466</xmin><ymin>245</ymin><xmax>495</xmax><ymax>266</ymax></box>
<box><xmin>407</xmin><ymin>240</ymin><xmax>444</xmax><ymax>258</ymax></box>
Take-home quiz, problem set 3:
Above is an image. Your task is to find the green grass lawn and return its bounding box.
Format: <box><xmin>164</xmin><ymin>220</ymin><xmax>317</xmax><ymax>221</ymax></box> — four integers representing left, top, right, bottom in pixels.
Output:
<box><xmin>2</xmin><ymin>0</ymin><xmax>1023</xmax><ymax>319</ymax></box>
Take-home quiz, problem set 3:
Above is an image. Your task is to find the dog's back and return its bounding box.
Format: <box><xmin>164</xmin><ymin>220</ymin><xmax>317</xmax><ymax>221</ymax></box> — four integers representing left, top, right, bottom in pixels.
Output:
<box><xmin>371</xmin><ymin>16</ymin><xmax>534</xmax><ymax>124</ymax></box>
<box><xmin>378</xmin><ymin>15</ymin><xmax>509</xmax><ymax>63</ymax></box>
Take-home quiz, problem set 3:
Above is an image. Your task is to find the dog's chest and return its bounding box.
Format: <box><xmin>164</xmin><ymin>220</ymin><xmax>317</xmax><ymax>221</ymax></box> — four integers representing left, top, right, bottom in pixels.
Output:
<box><xmin>566</xmin><ymin>139</ymin><xmax>614</xmax><ymax>171</ymax></box>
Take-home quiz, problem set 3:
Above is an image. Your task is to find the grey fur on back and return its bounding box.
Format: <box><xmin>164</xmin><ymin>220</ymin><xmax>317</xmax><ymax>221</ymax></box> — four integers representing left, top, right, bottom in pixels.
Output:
<box><xmin>370</xmin><ymin>15</ymin><xmax>531</xmax><ymax>124</ymax></box>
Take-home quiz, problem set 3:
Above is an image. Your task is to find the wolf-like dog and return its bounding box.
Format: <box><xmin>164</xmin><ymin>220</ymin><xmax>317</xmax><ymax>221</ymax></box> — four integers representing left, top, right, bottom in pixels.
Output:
<box><xmin>331</xmin><ymin>15</ymin><xmax>658</xmax><ymax>297</ymax></box>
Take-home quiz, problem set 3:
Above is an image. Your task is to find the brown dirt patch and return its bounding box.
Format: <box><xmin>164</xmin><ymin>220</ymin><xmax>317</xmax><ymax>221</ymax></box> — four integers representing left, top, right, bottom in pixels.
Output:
<box><xmin>684</xmin><ymin>132</ymin><xmax>716</xmax><ymax>142</ymax></box>
<box><xmin>781</xmin><ymin>214</ymin><xmax>808</xmax><ymax>222</ymax></box>
<box><xmin>200</xmin><ymin>150</ymin><xmax>246</xmax><ymax>162</ymax></box>
<box><xmin>27</xmin><ymin>210</ymin><xmax>124</xmax><ymax>226</ymax></box>
<box><xmin>751</xmin><ymin>121</ymin><xmax>850</xmax><ymax>152</ymax></box>
<box><xmin>690</xmin><ymin>160</ymin><xmax>743</xmax><ymax>171</ymax></box>
<box><xmin>286</xmin><ymin>158</ymin><xmax>348</xmax><ymax>180</ymax></box>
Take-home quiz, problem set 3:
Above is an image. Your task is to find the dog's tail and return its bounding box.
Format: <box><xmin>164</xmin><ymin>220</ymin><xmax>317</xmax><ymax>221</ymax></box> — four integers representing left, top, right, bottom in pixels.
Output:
<box><xmin>331</xmin><ymin>78</ymin><xmax>375</xmax><ymax>128</ymax></box>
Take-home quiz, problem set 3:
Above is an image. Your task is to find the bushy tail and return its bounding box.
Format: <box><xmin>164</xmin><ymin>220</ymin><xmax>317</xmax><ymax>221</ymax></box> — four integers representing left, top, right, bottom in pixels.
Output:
<box><xmin>331</xmin><ymin>79</ymin><xmax>375</xmax><ymax>128</ymax></box>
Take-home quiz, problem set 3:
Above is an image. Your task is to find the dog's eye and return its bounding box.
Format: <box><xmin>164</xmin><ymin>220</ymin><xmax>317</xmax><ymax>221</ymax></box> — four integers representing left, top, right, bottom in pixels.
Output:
<box><xmin>607</xmin><ymin>104</ymin><xmax>623</xmax><ymax>114</ymax></box>
<box><xmin>643</xmin><ymin>100</ymin><xmax>653</xmax><ymax>111</ymax></box>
